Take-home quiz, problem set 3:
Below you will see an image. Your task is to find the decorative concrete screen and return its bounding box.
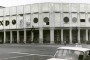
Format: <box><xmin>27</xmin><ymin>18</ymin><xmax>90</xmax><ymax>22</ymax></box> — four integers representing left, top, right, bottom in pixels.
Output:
<box><xmin>0</xmin><ymin>17</ymin><xmax>3</xmax><ymax>30</ymax></box>
<box><xmin>17</xmin><ymin>6</ymin><xmax>23</xmax><ymax>14</ymax></box>
<box><xmin>4</xmin><ymin>8</ymin><xmax>9</xmax><ymax>16</ymax></box>
<box><xmin>31</xmin><ymin>4</ymin><xmax>39</xmax><ymax>13</ymax></box>
<box><xmin>24</xmin><ymin>14</ymin><xmax>31</xmax><ymax>28</ymax></box>
<box><xmin>62</xmin><ymin>3</ymin><xmax>69</xmax><ymax>12</ymax></box>
<box><xmin>17</xmin><ymin>15</ymin><xmax>24</xmax><ymax>29</ymax></box>
<box><xmin>10</xmin><ymin>6</ymin><xmax>16</xmax><ymax>15</ymax></box>
<box><xmin>10</xmin><ymin>16</ymin><xmax>17</xmax><ymax>29</ymax></box>
<box><xmin>0</xmin><ymin>9</ymin><xmax>3</xmax><ymax>16</ymax></box>
<box><xmin>71</xmin><ymin>3</ymin><xmax>80</xmax><ymax>12</ymax></box>
<box><xmin>71</xmin><ymin>13</ymin><xmax>78</xmax><ymax>27</ymax></box>
<box><xmin>63</xmin><ymin>13</ymin><xmax>70</xmax><ymax>27</ymax></box>
<box><xmin>24</xmin><ymin>5</ymin><xmax>31</xmax><ymax>14</ymax></box>
<box><xmin>80</xmin><ymin>4</ymin><xmax>86</xmax><ymax>12</ymax></box>
<box><xmin>31</xmin><ymin>14</ymin><xmax>39</xmax><ymax>27</ymax></box>
<box><xmin>41</xmin><ymin>3</ymin><xmax>50</xmax><ymax>12</ymax></box>
<box><xmin>80</xmin><ymin>13</ymin><xmax>86</xmax><ymax>27</ymax></box>
<box><xmin>86</xmin><ymin>4</ymin><xmax>90</xmax><ymax>12</ymax></box>
<box><xmin>53</xmin><ymin>3</ymin><xmax>61</xmax><ymax>12</ymax></box>
<box><xmin>4</xmin><ymin>16</ymin><xmax>10</xmax><ymax>29</ymax></box>
<box><xmin>42</xmin><ymin>13</ymin><xmax>50</xmax><ymax>27</ymax></box>
<box><xmin>54</xmin><ymin>13</ymin><xmax>61</xmax><ymax>27</ymax></box>
<box><xmin>87</xmin><ymin>14</ymin><xmax>90</xmax><ymax>27</ymax></box>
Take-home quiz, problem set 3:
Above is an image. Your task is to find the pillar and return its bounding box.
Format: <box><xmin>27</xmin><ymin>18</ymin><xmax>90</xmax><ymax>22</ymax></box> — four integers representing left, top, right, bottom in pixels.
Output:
<box><xmin>17</xmin><ymin>30</ymin><xmax>19</xmax><ymax>43</ymax></box>
<box><xmin>4</xmin><ymin>30</ymin><xmax>6</xmax><ymax>43</ymax></box>
<box><xmin>70</xmin><ymin>28</ymin><xmax>72</xmax><ymax>44</ymax></box>
<box><xmin>39</xmin><ymin>28</ymin><xmax>43</xmax><ymax>44</ymax></box>
<box><xmin>61</xmin><ymin>29</ymin><xmax>63</xmax><ymax>44</ymax></box>
<box><xmin>10</xmin><ymin>31</ymin><xmax>12</xmax><ymax>43</ymax></box>
<box><xmin>78</xmin><ymin>28</ymin><xmax>80</xmax><ymax>43</ymax></box>
<box><xmin>50</xmin><ymin>28</ymin><xmax>54</xmax><ymax>44</ymax></box>
<box><xmin>86</xmin><ymin>29</ymin><xmax>88</xmax><ymax>42</ymax></box>
<box><xmin>31</xmin><ymin>30</ymin><xmax>33</xmax><ymax>43</ymax></box>
<box><xmin>24</xmin><ymin>29</ymin><xmax>26</xmax><ymax>44</ymax></box>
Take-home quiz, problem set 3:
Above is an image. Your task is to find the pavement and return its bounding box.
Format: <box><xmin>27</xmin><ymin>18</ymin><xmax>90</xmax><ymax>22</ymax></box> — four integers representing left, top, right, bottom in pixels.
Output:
<box><xmin>0</xmin><ymin>44</ymin><xmax>89</xmax><ymax>60</ymax></box>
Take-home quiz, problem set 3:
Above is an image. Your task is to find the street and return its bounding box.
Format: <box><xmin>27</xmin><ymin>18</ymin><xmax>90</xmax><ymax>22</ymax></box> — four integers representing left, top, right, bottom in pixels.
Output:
<box><xmin>0</xmin><ymin>44</ymin><xmax>88</xmax><ymax>60</ymax></box>
<box><xmin>0</xmin><ymin>44</ymin><xmax>59</xmax><ymax>60</ymax></box>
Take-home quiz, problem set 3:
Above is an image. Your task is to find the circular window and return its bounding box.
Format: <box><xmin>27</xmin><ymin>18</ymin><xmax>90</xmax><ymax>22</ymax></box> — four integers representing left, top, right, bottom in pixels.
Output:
<box><xmin>44</xmin><ymin>17</ymin><xmax>49</xmax><ymax>22</ymax></box>
<box><xmin>63</xmin><ymin>17</ymin><xmax>69</xmax><ymax>23</ymax></box>
<box><xmin>89</xmin><ymin>18</ymin><xmax>90</xmax><ymax>22</ymax></box>
<box><xmin>33</xmin><ymin>18</ymin><xmax>38</xmax><ymax>23</ymax></box>
<box><xmin>72</xmin><ymin>17</ymin><xmax>77</xmax><ymax>23</ymax></box>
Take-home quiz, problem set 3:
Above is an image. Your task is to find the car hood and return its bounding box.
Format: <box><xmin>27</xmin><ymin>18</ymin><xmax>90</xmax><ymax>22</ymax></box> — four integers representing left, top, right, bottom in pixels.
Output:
<box><xmin>47</xmin><ymin>58</ymin><xmax>67</xmax><ymax>60</ymax></box>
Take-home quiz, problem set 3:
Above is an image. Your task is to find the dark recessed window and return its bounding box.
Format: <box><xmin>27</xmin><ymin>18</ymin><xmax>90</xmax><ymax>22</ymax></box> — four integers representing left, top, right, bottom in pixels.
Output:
<box><xmin>72</xmin><ymin>17</ymin><xmax>77</xmax><ymax>23</ymax></box>
<box><xmin>63</xmin><ymin>17</ymin><xmax>69</xmax><ymax>23</ymax></box>
<box><xmin>33</xmin><ymin>18</ymin><xmax>38</xmax><ymax>23</ymax></box>
<box><xmin>80</xmin><ymin>19</ymin><xmax>85</xmax><ymax>22</ymax></box>
<box><xmin>43</xmin><ymin>17</ymin><xmax>49</xmax><ymax>25</ymax></box>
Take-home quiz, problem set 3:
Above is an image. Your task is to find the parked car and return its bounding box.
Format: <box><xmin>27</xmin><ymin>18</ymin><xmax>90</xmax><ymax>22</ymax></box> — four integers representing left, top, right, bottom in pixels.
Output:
<box><xmin>47</xmin><ymin>46</ymin><xmax>90</xmax><ymax>60</ymax></box>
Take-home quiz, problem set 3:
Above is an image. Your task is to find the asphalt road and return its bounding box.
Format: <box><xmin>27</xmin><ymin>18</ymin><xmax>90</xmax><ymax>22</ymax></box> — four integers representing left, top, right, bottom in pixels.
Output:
<box><xmin>0</xmin><ymin>44</ymin><xmax>88</xmax><ymax>60</ymax></box>
<box><xmin>0</xmin><ymin>44</ymin><xmax>60</xmax><ymax>60</ymax></box>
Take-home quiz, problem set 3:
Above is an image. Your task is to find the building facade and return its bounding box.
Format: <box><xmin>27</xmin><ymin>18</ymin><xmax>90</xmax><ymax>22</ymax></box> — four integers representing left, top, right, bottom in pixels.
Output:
<box><xmin>0</xmin><ymin>3</ymin><xmax>89</xmax><ymax>44</ymax></box>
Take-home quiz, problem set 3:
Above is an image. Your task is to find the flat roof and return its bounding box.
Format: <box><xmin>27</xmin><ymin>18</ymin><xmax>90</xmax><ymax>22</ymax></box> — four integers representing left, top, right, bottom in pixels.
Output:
<box><xmin>58</xmin><ymin>46</ymin><xmax>90</xmax><ymax>52</ymax></box>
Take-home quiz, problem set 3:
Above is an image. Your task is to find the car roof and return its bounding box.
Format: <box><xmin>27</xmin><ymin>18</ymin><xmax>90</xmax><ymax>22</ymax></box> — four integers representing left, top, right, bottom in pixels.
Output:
<box><xmin>58</xmin><ymin>46</ymin><xmax>90</xmax><ymax>52</ymax></box>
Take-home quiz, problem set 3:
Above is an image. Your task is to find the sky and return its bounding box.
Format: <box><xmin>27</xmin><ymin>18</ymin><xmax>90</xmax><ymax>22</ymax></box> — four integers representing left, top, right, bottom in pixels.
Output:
<box><xmin>0</xmin><ymin>0</ymin><xmax>90</xmax><ymax>7</ymax></box>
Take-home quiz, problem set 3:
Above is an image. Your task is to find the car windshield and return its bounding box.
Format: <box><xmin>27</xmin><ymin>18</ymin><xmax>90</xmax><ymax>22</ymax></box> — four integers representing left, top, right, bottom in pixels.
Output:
<box><xmin>54</xmin><ymin>49</ymin><xmax>84</xmax><ymax>60</ymax></box>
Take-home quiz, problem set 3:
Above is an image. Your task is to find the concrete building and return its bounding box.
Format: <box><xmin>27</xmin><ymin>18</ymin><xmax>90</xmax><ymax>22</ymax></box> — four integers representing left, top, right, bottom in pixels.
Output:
<box><xmin>0</xmin><ymin>3</ymin><xmax>89</xmax><ymax>44</ymax></box>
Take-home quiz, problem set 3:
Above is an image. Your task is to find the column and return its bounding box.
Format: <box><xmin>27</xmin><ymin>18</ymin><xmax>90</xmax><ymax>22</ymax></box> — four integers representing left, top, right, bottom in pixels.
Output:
<box><xmin>50</xmin><ymin>28</ymin><xmax>54</xmax><ymax>44</ymax></box>
<box><xmin>78</xmin><ymin>28</ymin><xmax>80</xmax><ymax>43</ymax></box>
<box><xmin>86</xmin><ymin>29</ymin><xmax>88</xmax><ymax>42</ymax></box>
<box><xmin>10</xmin><ymin>31</ymin><xmax>12</xmax><ymax>44</ymax></box>
<box><xmin>39</xmin><ymin>28</ymin><xmax>43</xmax><ymax>44</ymax></box>
<box><xmin>17</xmin><ymin>30</ymin><xmax>19</xmax><ymax>43</ymax></box>
<box><xmin>24</xmin><ymin>29</ymin><xmax>26</xmax><ymax>44</ymax></box>
<box><xmin>4</xmin><ymin>30</ymin><xmax>6</xmax><ymax>43</ymax></box>
<box><xmin>61</xmin><ymin>29</ymin><xmax>63</xmax><ymax>44</ymax></box>
<box><xmin>31</xmin><ymin>30</ymin><xmax>33</xmax><ymax>43</ymax></box>
<box><xmin>70</xmin><ymin>28</ymin><xmax>72</xmax><ymax>44</ymax></box>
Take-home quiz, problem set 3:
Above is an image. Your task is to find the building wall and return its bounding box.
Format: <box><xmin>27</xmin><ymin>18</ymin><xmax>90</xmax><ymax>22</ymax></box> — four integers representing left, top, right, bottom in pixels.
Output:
<box><xmin>0</xmin><ymin>3</ymin><xmax>90</xmax><ymax>44</ymax></box>
<box><xmin>0</xmin><ymin>3</ymin><xmax>90</xmax><ymax>30</ymax></box>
